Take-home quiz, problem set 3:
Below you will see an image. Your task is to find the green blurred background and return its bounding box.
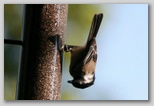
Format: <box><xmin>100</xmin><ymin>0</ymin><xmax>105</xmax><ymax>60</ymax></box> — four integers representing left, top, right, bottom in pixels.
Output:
<box><xmin>4</xmin><ymin>4</ymin><xmax>23</xmax><ymax>100</ymax></box>
<box><xmin>4</xmin><ymin>4</ymin><xmax>106</xmax><ymax>100</ymax></box>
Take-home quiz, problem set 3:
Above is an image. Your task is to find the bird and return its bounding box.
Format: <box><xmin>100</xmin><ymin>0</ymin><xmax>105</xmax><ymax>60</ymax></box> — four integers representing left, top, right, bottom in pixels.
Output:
<box><xmin>64</xmin><ymin>13</ymin><xmax>103</xmax><ymax>89</ymax></box>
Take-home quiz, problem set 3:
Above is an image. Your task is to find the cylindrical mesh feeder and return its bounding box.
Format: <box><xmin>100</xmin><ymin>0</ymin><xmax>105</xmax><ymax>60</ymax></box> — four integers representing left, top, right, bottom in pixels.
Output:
<box><xmin>16</xmin><ymin>4</ymin><xmax>68</xmax><ymax>100</ymax></box>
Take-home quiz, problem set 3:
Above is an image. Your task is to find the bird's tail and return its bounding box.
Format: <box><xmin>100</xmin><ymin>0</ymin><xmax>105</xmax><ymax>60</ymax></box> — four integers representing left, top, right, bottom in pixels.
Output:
<box><xmin>87</xmin><ymin>13</ymin><xmax>103</xmax><ymax>43</ymax></box>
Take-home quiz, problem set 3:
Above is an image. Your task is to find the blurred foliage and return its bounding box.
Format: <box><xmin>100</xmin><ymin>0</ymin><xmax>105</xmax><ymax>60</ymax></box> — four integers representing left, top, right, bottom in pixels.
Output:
<box><xmin>4</xmin><ymin>4</ymin><xmax>23</xmax><ymax>40</ymax></box>
<box><xmin>4</xmin><ymin>4</ymin><xmax>23</xmax><ymax>100</ymax></box>
<box><xmin>4</xmin><ymin>4</ymin><xmax>103</xmax><ymax>100</ymax></box>
<box><xmin>66</xmin><ymin>4</ymin><xmax>103</xmax><ymax>46</ymax></box>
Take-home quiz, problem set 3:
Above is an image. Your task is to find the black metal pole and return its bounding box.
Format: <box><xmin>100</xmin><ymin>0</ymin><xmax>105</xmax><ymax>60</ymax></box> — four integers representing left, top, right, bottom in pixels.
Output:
<box><xmin>4</xmin><ymin>39</ymin><xmax>23</xmax><ymax>45</ymax></box>
<box><xmin>16</xmin><ymin>4</ymin><xmax>68</xmax><ymax>100</ymax></box>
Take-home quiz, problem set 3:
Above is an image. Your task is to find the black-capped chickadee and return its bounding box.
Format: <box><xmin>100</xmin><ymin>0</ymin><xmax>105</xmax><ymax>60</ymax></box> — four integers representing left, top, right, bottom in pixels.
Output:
<box><xmin>64</xmin><ymin>13</ymin><xmax>103</xmax><ymax>89</ymax></box>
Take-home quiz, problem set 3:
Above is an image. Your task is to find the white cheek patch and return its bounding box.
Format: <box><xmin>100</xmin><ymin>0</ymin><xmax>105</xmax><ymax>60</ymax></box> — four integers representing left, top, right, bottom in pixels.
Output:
<box><xmin>83</xmin><ymin>74</ymin><xmax>94</xmax><ymax>84</ymax></box>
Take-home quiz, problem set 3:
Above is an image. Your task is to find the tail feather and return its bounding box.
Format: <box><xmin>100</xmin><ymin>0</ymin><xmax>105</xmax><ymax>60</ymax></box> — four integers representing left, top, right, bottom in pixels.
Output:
<box><xmin>87</xmin><ymin>13</ymin><xmax>103</xmax><ymax>43</ymax></box>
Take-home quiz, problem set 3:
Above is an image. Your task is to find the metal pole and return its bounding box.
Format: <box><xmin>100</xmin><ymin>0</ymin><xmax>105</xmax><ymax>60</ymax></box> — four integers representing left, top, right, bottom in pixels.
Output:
<box><xmin>16</xmin><ymin>4</ymin><xmax>68</xmax><ymax>100</ymax></box>
<box><xmin>4</xmin><ymin>39</ymin><xmax>23</xmax><ymax>45</ymax></box>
